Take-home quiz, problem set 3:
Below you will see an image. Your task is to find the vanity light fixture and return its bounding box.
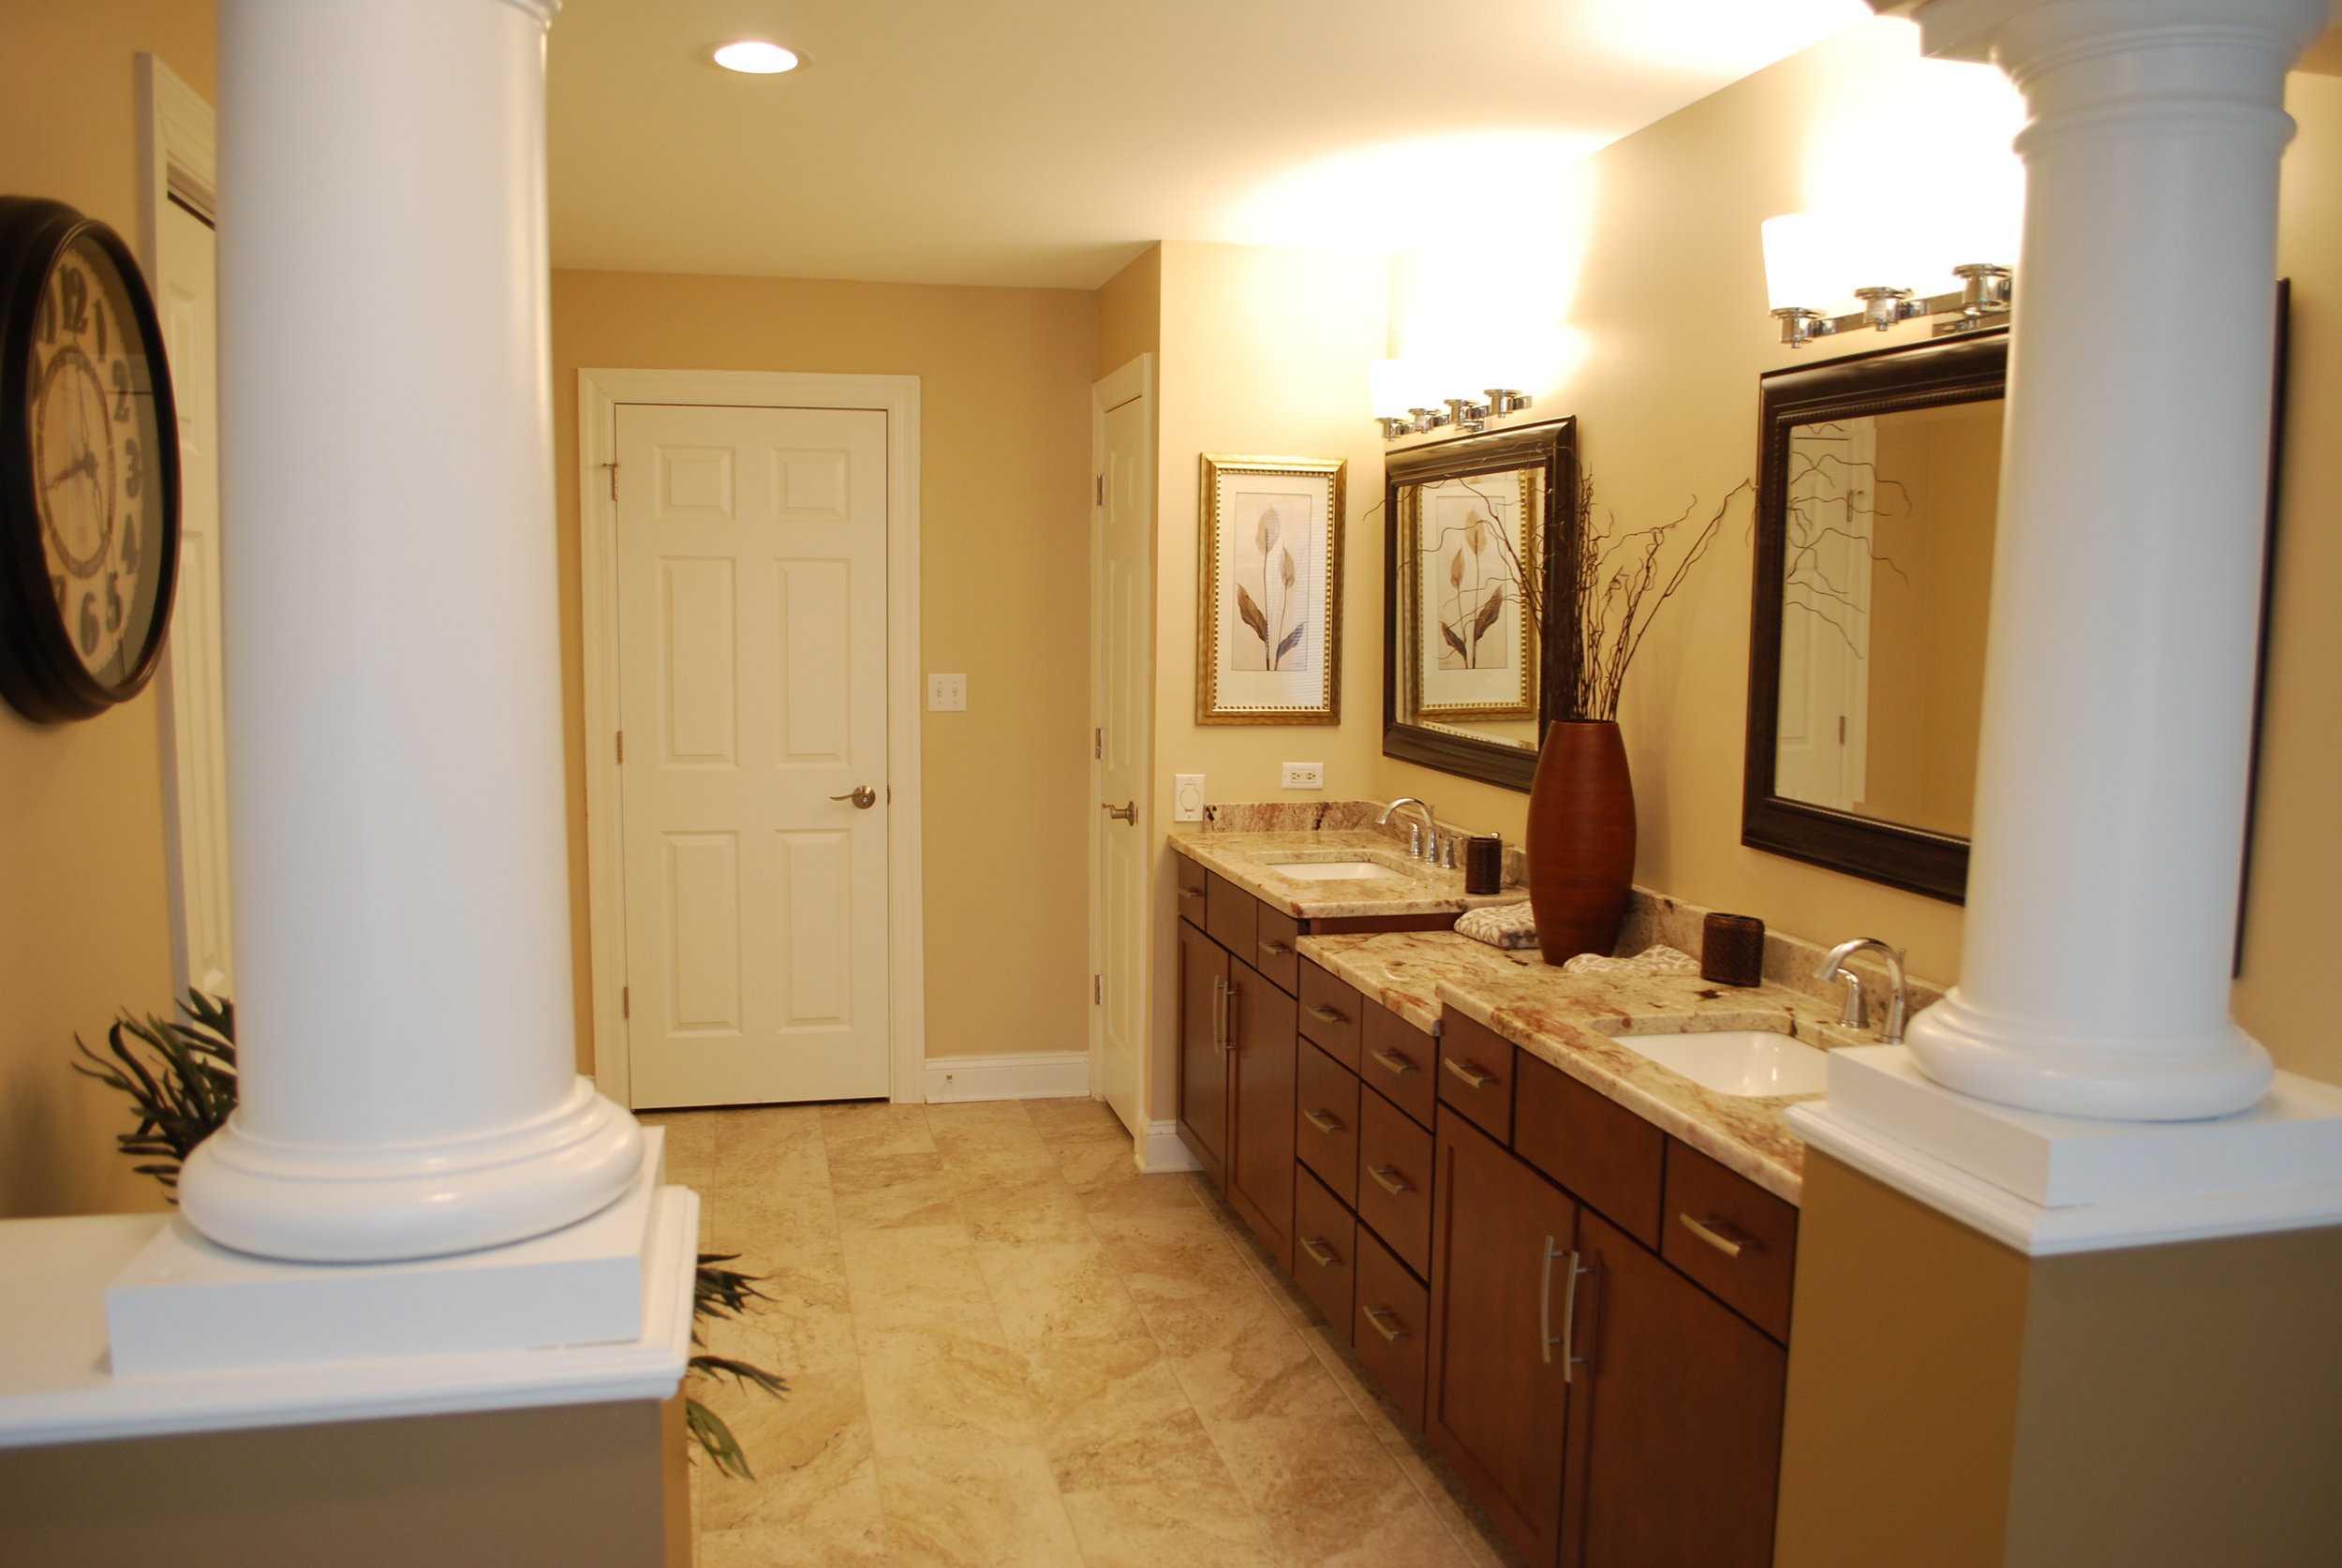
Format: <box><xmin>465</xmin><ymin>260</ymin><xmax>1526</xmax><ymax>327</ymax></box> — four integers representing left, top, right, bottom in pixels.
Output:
<box><xmin>712</xmin><ymin>40</ymin><xmax>802</xmax><ymax>74</ymax></box>
<box><xmin>1763</xmin><ymin>214</ymin><xmax>2011</xmax><ymax>349</ymax></box>
<box><xmin>1369</xmin><ymin>359</ymin><xmax>1534</xmax><ymax>441</ymax></box>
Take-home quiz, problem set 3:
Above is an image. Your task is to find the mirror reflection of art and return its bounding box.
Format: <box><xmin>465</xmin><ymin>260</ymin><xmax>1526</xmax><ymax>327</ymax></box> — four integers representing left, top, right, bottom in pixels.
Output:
<box><xmin>1410</xmin><ymin>471</ymin><xmax>1539</xmax><ymax>719</ymax></box>
<box><xmin>1197</xmin><ymin>454</ymin><xmax>1344</xmax><ymax>724</ymax></box>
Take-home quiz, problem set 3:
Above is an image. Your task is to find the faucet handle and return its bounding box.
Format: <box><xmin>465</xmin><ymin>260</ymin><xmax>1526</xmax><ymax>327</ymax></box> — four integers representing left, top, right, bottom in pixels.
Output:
<box><xmin>1833</xmin><ymin>974</ymin><xmax>1871</xmax><ymax>1030</ymax></box>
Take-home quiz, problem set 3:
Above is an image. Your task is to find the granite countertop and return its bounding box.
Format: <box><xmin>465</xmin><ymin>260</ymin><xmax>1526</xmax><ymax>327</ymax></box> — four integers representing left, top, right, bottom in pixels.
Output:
<box><xmin>1297</xmin><ymin>929</ymin><xmax>1885</xmax><ymax>1206</ymax></box>
<box><xmin>1170</xmin><ymin>826</ymin><xmax>1527</xmax><ymax>922</ymax></box>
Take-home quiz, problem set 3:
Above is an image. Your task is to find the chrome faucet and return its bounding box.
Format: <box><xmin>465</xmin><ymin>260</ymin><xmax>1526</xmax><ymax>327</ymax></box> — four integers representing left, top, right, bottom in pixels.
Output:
<box><xmin>1814</xmin><ymin>938</ymin><xmax>1909</xmax><ymax>1044</ymax></box>
<box><xmin>1378</xmin><ymin>797</ymin><xmax>1438</xmax><ymax>861</ymax></box>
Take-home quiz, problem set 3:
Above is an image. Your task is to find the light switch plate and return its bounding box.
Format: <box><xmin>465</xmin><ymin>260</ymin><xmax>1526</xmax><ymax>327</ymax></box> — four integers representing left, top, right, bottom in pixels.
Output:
<box><xmin>1174</xmin><ymin>774</ymin><xmax>1206</xmax><ymax>822</ymax></box>
<box><xmin>1282</xmin><ymin>762</ymin><xmax>1324</xmax><ymax>790</ymax></box>
<box><xmin>927</xmin><ymin>673</ymin><xmax>967</xmax><ymax>711</ymax></box>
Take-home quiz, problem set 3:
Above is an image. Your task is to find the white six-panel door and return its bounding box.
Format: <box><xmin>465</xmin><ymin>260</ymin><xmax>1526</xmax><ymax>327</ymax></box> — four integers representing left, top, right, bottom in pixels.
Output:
<box><xmin>1089</xmin><ymin>361</ymin><xmax>1154</xmax><ymax>1136</ymax></box>
<box><xmin>615</xmin><ymin>402</ymin><xmax>892</xmax><ymax>1107</ymax></box>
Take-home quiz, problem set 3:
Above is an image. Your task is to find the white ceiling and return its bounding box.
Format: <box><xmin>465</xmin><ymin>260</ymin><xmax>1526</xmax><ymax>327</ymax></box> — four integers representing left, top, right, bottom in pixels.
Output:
<box><xmin>545</xmin><ymin>0</ymin><xmax>1875</xmax><ymax>290</ymax></box>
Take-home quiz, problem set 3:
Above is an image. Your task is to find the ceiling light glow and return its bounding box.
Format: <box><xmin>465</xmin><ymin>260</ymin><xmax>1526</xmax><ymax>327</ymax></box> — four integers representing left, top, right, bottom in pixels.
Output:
<box><xmin>713</xmin><ymin>40</ymin><xmax>801</xmax><ymax>75</ymax></box>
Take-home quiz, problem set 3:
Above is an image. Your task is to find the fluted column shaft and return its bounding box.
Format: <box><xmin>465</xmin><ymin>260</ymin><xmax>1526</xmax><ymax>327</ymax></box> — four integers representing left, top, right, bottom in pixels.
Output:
<box><xmin>181</xmin><ymin>0</ymin><xmax>640</xmax><ymax>1260</ymax></box>
<box><xmin>1901</xmin><ymin>0</ymin><xmax>2324</xmax><ymax>1119</ymax></box>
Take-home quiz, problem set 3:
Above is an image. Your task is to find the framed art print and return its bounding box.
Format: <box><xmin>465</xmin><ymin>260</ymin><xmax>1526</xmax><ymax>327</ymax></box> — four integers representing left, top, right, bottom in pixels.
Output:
<box><xmin>1405</xmin><ymin>467</ymin><xmax>1540</xmax><ymax>720</ymax></box>
<box><xmin>1196</xmin><ymin>453</ymin><xmax>1344</xmax><ymax>724</ymax></box>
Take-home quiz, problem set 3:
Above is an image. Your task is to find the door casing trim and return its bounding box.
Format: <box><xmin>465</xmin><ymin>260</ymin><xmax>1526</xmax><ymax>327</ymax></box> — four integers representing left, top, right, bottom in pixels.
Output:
<box><xmin>578</xmin><ymin>368</ymin><xmax>926</xmax><ymax>1106</ymax></box>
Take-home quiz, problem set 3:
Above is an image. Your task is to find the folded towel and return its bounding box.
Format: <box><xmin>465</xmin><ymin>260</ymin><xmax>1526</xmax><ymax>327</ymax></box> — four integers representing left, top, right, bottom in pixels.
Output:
<box><xmin>1454</xmin><ymin>902</ymin><xmax>1538</xmax><ymax>951</ymax></box>
<box><xmin>1561</xmin><ymin>945</ymin><xmax>1700</xmax><ymax>978</ymax></box>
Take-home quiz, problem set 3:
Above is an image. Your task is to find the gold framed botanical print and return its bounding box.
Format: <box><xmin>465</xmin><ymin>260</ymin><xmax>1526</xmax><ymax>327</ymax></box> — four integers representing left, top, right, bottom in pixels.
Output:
<box><xmin>1401</xmin><ymin>466</ymin><xmax>1541</xmax><ymax>720</ymax></box>
<box><xmin>1195</xmin><ymin>453</ymin><xmax>1344</xmax><ymax>724</ymax></box>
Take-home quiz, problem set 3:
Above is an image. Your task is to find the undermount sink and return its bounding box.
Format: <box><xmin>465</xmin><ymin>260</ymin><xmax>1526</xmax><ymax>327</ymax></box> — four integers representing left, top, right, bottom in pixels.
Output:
<box><xmin>1256</xmin><ymin>858</ymin><xmax>1409</xmax><ymax>881</ymax></box>
<box><xmin>1612</xmin><ymin>1029</ymin><xmax>1831</xmax><ymax>1098</ymax></box>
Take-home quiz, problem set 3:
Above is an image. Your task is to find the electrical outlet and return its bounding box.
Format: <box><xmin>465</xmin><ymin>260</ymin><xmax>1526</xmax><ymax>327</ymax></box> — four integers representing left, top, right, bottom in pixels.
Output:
<box><xmin>926</xmin><ymin>673</ymin><xmax>967</xmax><ymax>711</ymax></box>
<box><xmin>1282</xmin><ymin>762</ymin><xmax>1324</xmax><ymax>790</ymax></box>
<box><xmin>1174</xmin><ymin>774</ymin><xmax>1206</xmax><ymax>822</ymax></box>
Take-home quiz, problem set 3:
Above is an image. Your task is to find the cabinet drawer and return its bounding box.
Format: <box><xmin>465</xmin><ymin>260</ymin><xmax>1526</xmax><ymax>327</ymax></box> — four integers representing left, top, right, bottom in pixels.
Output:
<box><xmin>1206</xmin><ymin>872</ymin><xmax>1257</xmax><ymax>957</ymax></box>
<box><xmin>1296</xmin><ymin>1041</ymin><xmax>1359</xmax><ymax>1206</ymax></box>
<box><xmin>1297</xmin><ymin>963</ymin><xmax>1363</xmax><ymax>1071</ymax></box>
<box><xmin>1434</xmin><ymin>1013</ymin><xmax>1515</xmax><ymax>1141</ymax></box>
<box><xmin>1175</xmin><ymin>853</ymin><xmax>1209</xmax><ymax>926</ymax></box>
<box><xmin>1292</xmin><ymin>1165</ymin><xmax>1356</xmax><ymax>1340</ymax></box>
<box><xmin>1253</xmin><ymin>907</ymin><xmax>1301</xmax><ymax>995</ymax></box>
<box><xmin>1358</xmin><ymin>1090</ymin><xmax>1434</xmax><ymax>1278</ymax></box>
<box><xmin>1359</xmin><ymin>1001</ymin><xmax>1436</xmax><ymax>1128</ymax></box>
<box><xmin>1661</xmin><ymin>1141</ymin><xmax>1800</xmax><ymax>1342</ymax></box>
<box><xmin>1514</xmin><ymin>1050</ymin><xmax>1667</xmax><ymax>1249</ymax></box>
<box><xmin>1353</xmin><ymin>1223</ymin><xmax>1429</xmax><ymax>1428</ymax></box>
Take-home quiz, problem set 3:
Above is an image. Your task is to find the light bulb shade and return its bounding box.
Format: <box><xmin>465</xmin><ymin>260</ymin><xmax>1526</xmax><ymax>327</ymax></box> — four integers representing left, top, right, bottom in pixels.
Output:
<box><xmin>1761</xmin><ymin>213</ymin><xmax>1845</xmax><ymax>315</ymax></box>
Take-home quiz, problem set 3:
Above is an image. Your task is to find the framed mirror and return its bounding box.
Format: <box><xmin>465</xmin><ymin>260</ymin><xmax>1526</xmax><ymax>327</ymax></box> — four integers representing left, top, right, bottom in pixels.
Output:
<box><xmin>1384</xmin><ymin>420</ymin><xmax>1577</xmax><ymax>791</ymax></box>
<box><xmin>1743</xmin><ymin>333</ymin><xmax>2006</xmax><ymax>902</ymax></box>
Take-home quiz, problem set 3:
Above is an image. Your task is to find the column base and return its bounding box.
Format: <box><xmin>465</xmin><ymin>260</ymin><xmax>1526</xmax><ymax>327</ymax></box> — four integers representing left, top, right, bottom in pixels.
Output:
<box><xmin>1904</xmin><ymin>987</ymin><xmax>2274</xmax><ymax>1121</ymax></box>
<box><xmin>1789</xmin><ymin>1046</ymin><xmax>2342</xmax><ymax>1254</ymax></box>
<box><xmin>179</xmin><ymin>1076</ymin><xmax>644</xmax><ymax>1263</ymax></box>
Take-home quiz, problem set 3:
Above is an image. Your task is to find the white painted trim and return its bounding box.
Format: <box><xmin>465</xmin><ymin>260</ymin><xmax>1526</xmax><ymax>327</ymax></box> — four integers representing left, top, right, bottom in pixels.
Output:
<box><xmin>1140</xmin><ymin>1119</ymin><xmax>1203</xmax><ymax>1174</ymax></box>
<box><xmin>1088</xmin><ymin>353</ymin><xmax>1157</xmax><ymax>1121</ymax></box>
<box><xmin>577</xmin><ymin>369</ymin><xmax>926</xmax><ymax>1108</ymax></box>
<box><xmin>137</xmin><ymin>54</ymin><xmax>233</xmax><ymax>1003</ymax></box>
<box><xmin>925</xmin><ymin>1053</ymin><xmax>1091</xmax><ymax>1104</ymax></box>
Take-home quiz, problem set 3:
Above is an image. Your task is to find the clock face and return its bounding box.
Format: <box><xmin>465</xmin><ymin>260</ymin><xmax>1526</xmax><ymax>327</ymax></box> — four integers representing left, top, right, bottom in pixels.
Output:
<box><xmin>27</xmin><ymin>231</ymin><xmax>169</xmax><ymax>689</ymax></box>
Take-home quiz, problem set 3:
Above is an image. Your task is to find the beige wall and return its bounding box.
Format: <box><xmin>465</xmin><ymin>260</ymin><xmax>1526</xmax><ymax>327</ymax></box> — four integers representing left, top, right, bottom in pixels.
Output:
<box><xmin>1098</xmin><ymin>244</ymin><xmax>1161</xmax><ymax>382</ymax></box>
<box><xmin>1139</xmin><ymin>241</ymin><xmax>1389</xmax><ymax>1120</ymax></box>
<box><xmin>0</xmin><ymin>0</ymin><xmax>211</xmax><ymax>1218</ymax></box>
<box><xmin>1365</xmin><ymin>27</ymin><xmax>2342</xmax><ymax>1088</ymax></box>
<box><xmin>549</xmin><ymin>271</ymin><xmax>1099</xmax><ymax>1070</ymax></box>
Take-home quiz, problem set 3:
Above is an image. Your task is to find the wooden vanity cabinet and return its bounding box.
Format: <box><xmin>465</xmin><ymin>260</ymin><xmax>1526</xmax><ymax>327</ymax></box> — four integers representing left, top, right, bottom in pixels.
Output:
<box><xmin>1292</xmin><ymin>1164</ymin><xmax>1356</xmax><ymax>1337</ymax></box>
<box><xmin>1205</xmin><ymin>870</ymin><xmax>1257</xmax><ymax>957</ymax></box>
<box><xmin>1295</xmin><ymin>1040</ymin><xmax>1360</xmax><ymax>1206</ymax></box>
<box><xmin>1176</xmin><ymin>923</ymin><xmax>1229</xmax><ymax>1186</ymax></box>
<box><xmin>1224</xmin><ymin>956</ymin><xmax>1297</xmax><ymax>1269</ymax></box>
<box><xmin>1352</xmin><ymin>1224</ymin><xmax>1430</xmax><ymax>1428</ymax></box>
<box><xmin>1175</xmin><ymin>854</ymin><xmax>1210</xmax><ymax>922</ymax></box>
<box><xmin>1253</xmin><ymin>907</ymin><xmax>1301</xmax><ymax>994</ymax></box>
<box><xmin>1564</xmin><ymin>1209</ymin><xmax>1787</xmax><ymax>1568</ymax></box>
<box><xmin>1436</xmin><ymin>1011</ymin><xmax>1516</xmax><ymax>1140</ymax></box>
<box><xmin>1426</xmin><ymin>1110</ymin><xmax>1580</xmax><ymax>1568</ymax></box>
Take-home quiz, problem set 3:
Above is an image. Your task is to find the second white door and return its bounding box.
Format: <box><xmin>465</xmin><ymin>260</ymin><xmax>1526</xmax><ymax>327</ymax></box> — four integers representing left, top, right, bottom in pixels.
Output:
<box><xmin>615</xmin><ymin>401</ymin><xmax>891</xmax><ymax>1107</ymax></box>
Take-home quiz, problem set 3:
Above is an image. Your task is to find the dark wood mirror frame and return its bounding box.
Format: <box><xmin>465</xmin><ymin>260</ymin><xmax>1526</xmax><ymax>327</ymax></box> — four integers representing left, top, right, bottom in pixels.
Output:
<box><xmin>1383</xmin><ymin>419</ymin><xmax>1579</xmax><ymax>791</ymax></box>
<box><xmin>1742</xmin><ymin>333</ymin><xmax>2008</xmax><ymax>903</ymax></box>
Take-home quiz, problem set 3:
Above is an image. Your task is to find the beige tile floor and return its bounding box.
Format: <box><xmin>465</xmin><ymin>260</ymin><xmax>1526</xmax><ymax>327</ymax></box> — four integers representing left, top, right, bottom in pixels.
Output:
<box><xmin>646</xmin><ymin>1097</ymin><xmax>1518</xmax><ymax>1568</ymax></box>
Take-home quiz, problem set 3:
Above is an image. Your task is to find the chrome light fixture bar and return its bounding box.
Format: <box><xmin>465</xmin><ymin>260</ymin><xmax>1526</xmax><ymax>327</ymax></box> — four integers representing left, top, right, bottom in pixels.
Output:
<box><xmin>1772</xmin><ymin>262</ymin><xmax>2014</xmax><ymax>349</ymax></box>
<box><xmin>1374</xmin><ymin>389</ymin><xmax>1533</xmax><ymax>440</ymax></box>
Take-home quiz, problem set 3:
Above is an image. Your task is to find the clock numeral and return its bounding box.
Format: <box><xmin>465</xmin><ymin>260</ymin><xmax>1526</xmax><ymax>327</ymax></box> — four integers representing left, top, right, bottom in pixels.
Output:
<box><xmin>104</xmin><ymin>573</ymin><xmax>124</xmax><ymax>634</ymax></box>
<box><xmin>112</xmin><ymin>359</ymin><xmax>130</xmax><ymax>422</ymax></box>
<box><xmin>77</xmin><ymin>593</ymin><xmax>98</xmax><ymax>656</ymax></box>
<box><xmin>124</xmin><ymin>437</ymin><xmax>143</xmax><ymax>499</ymax></box>
<box><xmin>60</xmin><ymin>267</ymin><xmax>88</xmax><ymax>335</ymax></box>
<box><xmin>95</xmin><ymin>300</ymin><xmax>108</xmax><ymax>358</ymax></box>
<box><xmin>121</xmin><ymin>519</ymin><xmax>141</xmax><ymax>574</ymax></box>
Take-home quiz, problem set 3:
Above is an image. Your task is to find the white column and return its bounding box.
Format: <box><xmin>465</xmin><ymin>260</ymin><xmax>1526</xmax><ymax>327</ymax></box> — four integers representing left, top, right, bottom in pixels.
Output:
<box><xmin>182</xmin><ymin>0</ymin><xmax>641</xmax><ymax>1261</ymax></box>
<box><xmin>1895</xmin><ymin>0</ymin><xmax>2324</xmax><ymax>1120</ymax></box>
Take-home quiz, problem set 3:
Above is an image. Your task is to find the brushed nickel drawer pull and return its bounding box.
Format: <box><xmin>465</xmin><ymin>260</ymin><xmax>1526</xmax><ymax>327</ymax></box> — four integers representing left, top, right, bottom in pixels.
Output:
<box><xmin>1368</xmin><ymin>1047</ymin><xmax>1416</xmax><ymax>1077</ymax></box>
<box><xmin>1178</xmin><ymin>885</ymin><xmax>1206</xmax><ymax>899</ymax></box>
<box><xmin>1259</xmin><ymin>939</ymin><xmax>1293</xmax><ymax>957</ymax></box>
<box><xmin>1367</xmin><ymin>1163</ymin><xmax>1414</xmax><ymax>1197</ymax></box>
<box><xmin>1302</xmin><ymin>1108</ymin><xmax>1345</xmax><ymax>1135</ymax></box>
<box><xmin>1363</xmin><ymin>1305</ymin><xmax>1406</xmax><ymax>1342</ymax></box>
<box><xmin>1443</xmin><ymin>1057</ymin><xmax>1495</xmax><ymax>1090</ymax></box>
<box><xmin>1299</xmin><ymin>1236</ymin><xmax>1339</xmax><ymax>1268</ymax></box>
<box><xmin>1679</xmin><ymin>1214</ymin><xmax>1747</xmax><ymax>1259</ymax></box>
<box><xmin>1223</xmin><ymin>984</ymin><xmax>1240</xmax><ymax>1051</ymax></box>
<box><xmin>1211</xmin><ymin>975</ymin><xmax>1227</xmax><ymax>1051</ymax></box>
<box><xmin>1306</xmin><ymin>1003</ymin><xmax>1348</xmax><ymax>1025</ymax></box>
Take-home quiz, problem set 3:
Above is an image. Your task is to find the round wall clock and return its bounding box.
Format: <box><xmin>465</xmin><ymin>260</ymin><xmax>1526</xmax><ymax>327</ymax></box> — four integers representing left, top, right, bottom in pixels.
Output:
<box><xmin>0</xmin><ymin>197</ymin><xmax>181</xmax><ymax>722</ymax></box>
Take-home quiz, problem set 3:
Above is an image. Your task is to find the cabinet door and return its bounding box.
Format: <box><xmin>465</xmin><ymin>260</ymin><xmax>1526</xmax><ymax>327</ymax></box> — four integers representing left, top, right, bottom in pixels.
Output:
<box><xmin>1426</xmin><ymin>1111</ymin><xmax>1579</xmax><ymax>1568</ymax></box>
<box><xmin>1226</xmin><ymin>956</ymin><xmax>1297</xmax><ymax>1270</ymax></box>
<box><xmin>1177</xmin><ymin>923</ymin><xmax>1230</xmax><ymax>1186</ymax></box>
<box><xmin>1564</xmin><ymin>1211</ymin><xmax>1787</xmax><ymax>1568</ymax></box>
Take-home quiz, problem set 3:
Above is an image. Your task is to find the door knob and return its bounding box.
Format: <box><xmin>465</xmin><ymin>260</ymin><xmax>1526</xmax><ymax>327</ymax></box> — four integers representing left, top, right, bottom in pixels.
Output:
<box><xmin>1102</xmin><ymin>801</ymin><xmax>1135</xmax><ymax>822</ymax></box>
<box><xmin>831</xmin><ymin>785</ymin><xmax>878</xmax><ymax>809</ymax></box>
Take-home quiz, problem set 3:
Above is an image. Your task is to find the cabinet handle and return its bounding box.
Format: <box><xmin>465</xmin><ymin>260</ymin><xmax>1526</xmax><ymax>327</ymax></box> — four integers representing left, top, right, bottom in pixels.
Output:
<box><xmin>1306</xmin><ymin>1003</ymin><xmax>1348</xmax><ymax>1025</ymax></box>
<box><xmin>1259</xmin><ymin>939</ymin><xmax>1293</xmax><ymax>957</ymax></box>
<box><xmin>1442</xmin><ymin>1057</ymin><xmax>1495</xmax><ymax>1090</ymax></box>
<box><xmin>1211</xmin><ymin>976</ymin><xmax>1228</xmax><ymax>1051</ymax></box>
<box><xmin>1540</xmin><ymin>1237</ymin><xmax>1592</xmax><ymax>1381</ymax></box>
<box><xmin>1362</xmin><ymin>1304</ymin><xmax>1407</xmax><ymax>1343</ymax></box>
<box><xmin>1299</xmin><ymin>1236</ymin><xmax>1339</xmax><ymax>1268</ymax></box>
<box><xmin>1366</xmin><ymin>1163</ymin><xmax>1414</xmax><ymax>1197</ymax></box>
<box><xmin>1223</xmin><ymin>983</ymin><xmax>1239</xmax><ymax>1051</ymax></box>
<box><xmin>1302</xmin><ymin>1108</ymin><xmax>1345</xmax><ymax>1135</ymax></box>
<box><xmin>1178</xmin><ymin>885</ymin><xmax>1206</xmax><ymax>900</ymax></box>
<box><xmin>1678</xmin><ymin>1213</ymin><xmax>1747</xmax><ymax>1259</ymax></box>
<box><xmin>1368</xmin><ymin>1047</ymin><xmax>1416</xmax><ymax>1077</ymax></box>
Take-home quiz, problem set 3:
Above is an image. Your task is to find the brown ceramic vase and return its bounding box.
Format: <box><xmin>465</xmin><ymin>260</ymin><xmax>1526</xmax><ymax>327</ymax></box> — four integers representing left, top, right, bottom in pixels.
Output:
<box><xmin>1524</xmin><ymin>719</ymin><xmax>1637</xmax><ymax>966</ymax></box>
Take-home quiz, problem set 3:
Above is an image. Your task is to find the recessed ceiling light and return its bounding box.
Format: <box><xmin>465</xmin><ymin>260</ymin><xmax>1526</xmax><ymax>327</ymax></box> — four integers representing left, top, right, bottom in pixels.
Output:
<box><xmin>712</xmin><ymin>40</ymin><xmax>801</xmax><ymax>75</ymax></box>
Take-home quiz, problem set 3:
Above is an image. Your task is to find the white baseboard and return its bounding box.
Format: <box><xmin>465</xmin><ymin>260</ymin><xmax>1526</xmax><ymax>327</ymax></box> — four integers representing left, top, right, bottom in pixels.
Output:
<box><xmin>1140</xmin><ymin>1120</ymin><xmax>1203</xmax><ymax>1174</ymax></box>
<box><xmin>924</xmin><ymin>1051</ymin><xmax>1091</xmax><ymax>1104</ymax></box>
